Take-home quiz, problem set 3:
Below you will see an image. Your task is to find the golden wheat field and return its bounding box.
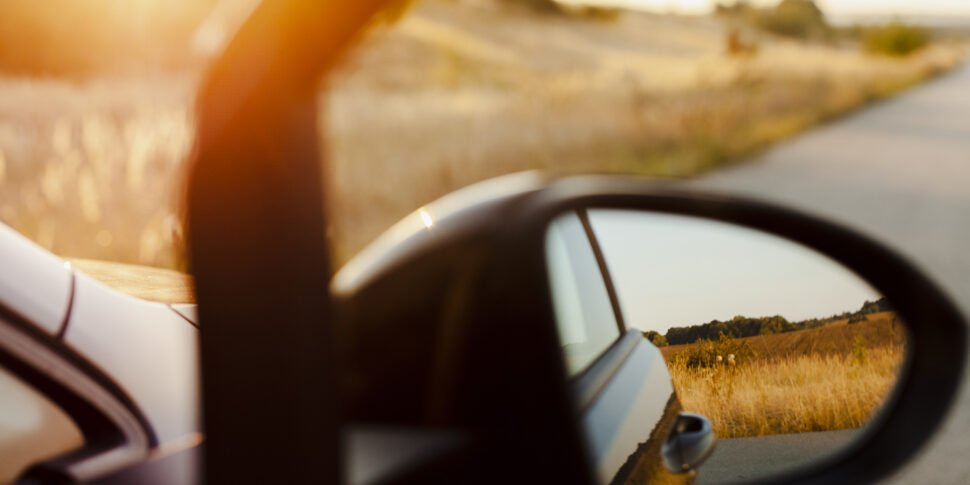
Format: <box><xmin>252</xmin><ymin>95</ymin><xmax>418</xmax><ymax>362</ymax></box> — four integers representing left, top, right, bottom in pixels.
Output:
<box><xmin>0</xmin><ymin>0</ymin><xmax>966</xmax><ymax>269</ymax></box>
<box><xmin>663</xmin><ymin>315</ymin><xmax>906</xmax><ymax>438</ymax></box>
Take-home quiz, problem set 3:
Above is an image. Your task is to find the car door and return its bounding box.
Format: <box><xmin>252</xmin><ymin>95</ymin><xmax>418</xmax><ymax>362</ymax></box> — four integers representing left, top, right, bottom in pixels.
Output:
<box><xmin>546</xmin><ymin>209</ymin><xmax>695</xmax><ymax>484</ymax></box>
<box><xmin>0</xmin><ymin>308</ymin><xmax>154</xmax><ymax>484</ymax></box>
<box><xmin>0</xmin><ymin>226</ymin><xmax>152</xmax><ymax>484</ymax></box>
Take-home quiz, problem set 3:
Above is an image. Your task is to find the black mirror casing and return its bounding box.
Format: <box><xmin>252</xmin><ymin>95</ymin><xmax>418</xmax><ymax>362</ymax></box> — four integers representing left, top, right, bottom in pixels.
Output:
<box><xmin>516</xmin><ymin>175</ymin><xmax>966</xmax><ymax>484</ymax></box>
<box><xmin>330</xmin><ymin>174</ymin><xmax>595</xmax><ymax>484</ymax></box>
<box><xmin>335</xmin><ymin>174</ymin><xmax>966</xmax><ymax>484</ymax></box>
<box><xmin>662</xmin><ymin>412</ymin><xmax>717</xmax><ymax>473</ymax></box>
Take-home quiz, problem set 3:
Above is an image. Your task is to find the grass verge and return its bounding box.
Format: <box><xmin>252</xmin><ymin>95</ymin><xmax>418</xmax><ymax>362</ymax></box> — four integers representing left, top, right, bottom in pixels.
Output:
<box><xmin>662</xmin><ymin>315</ymin><xmax>906</xmax><ymax>438</ymax></box>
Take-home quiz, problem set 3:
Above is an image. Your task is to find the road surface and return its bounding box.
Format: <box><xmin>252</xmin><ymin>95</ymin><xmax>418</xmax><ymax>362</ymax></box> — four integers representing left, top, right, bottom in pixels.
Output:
<box><xmin>694</xmin><ymin>429</ymin><xmax>861</xmax><ymax>484</ymax></box>
<box><xmin>689</xmin><ymin>63</ymin><xmax>970</xmax><ymax>484</ymax></box>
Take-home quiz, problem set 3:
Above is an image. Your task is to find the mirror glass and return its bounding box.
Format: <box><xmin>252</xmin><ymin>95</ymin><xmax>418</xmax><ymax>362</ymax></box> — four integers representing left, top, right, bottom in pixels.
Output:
<box><xmin>545</xmin><ymin>209</ymin><xmax>909</xmax><ymax>485</ymax></box>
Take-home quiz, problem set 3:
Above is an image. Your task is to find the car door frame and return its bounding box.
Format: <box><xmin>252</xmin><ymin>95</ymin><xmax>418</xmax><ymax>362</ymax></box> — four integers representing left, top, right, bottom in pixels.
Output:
<box><xmin>0</xmin><ymin>303</ymin><xmax>154</xmax><ymax>483</ymax></box>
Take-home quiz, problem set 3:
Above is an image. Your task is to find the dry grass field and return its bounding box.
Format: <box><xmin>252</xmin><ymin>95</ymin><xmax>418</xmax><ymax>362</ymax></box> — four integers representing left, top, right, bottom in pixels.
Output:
<box><xmin>0</xmin><ymin>0</ymin><xmax>966</xmax><ymax>269</ymax></box>
<box><xmin>662</xmin><ymin>313</ymin><xmax>906</xmax><ymax>438</ymax></box>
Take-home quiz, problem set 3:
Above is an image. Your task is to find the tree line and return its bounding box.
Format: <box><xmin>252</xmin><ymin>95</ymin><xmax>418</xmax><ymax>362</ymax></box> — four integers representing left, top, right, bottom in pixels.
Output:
<box><xmin>644</xmin><ymin>297</ymin><xmax>892</xmax><ymax>347</ymax></box>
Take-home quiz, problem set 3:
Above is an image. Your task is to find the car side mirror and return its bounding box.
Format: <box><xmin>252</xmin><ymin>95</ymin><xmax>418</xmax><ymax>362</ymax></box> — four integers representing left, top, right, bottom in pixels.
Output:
<box><xmin>331</xmin><ymin>173</ymin><xmax>965</xmax><ymax>484</ymax></box>
<box><xmin>663</xmin><ymin>412</ymin><xmax>716</xmax><ymax>473</ymax></box>
<box><xmin>532</xmin><ymin>176</ymin><xmax>963</xmax><ymax>484</ymax></box>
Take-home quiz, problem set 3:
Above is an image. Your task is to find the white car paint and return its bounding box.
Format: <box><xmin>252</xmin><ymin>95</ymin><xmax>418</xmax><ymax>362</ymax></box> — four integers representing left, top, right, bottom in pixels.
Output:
<box><xmin>62</xmin><ymin>273</ymin><xmax>201</xmax><ymax>446</ymax></box>
<box><xmin>0</xmin><ymin>223</ymin><xmax>72</xmax><ymax>336</ymax></box>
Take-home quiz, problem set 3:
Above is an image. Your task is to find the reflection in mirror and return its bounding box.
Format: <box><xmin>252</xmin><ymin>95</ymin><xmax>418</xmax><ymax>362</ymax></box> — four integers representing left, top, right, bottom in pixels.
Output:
<box><xmin>546</xmin><ymin>209</ymin><xmax>909</xmax><ymax>485</ymax></box>
<box><xmin>546</xmin><ymin>212</ymin><xmax>622</xmax><ymax>376</ymax></box>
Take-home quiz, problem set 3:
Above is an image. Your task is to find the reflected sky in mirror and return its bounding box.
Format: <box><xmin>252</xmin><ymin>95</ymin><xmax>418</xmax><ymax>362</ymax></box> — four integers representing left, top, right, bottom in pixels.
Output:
<box><xmin>588</xmin><ymin>210</ymin><xmax>881</xmax><ymax>334</ymax></box>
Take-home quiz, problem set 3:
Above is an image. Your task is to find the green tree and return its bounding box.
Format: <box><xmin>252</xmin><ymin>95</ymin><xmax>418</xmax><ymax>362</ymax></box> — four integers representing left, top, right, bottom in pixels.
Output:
<box><xmin>643</xmin><ymin>330</ymin><xmax>668</xmax><ymax>347</ymax></box>
<box><xmin>671</xmin><ymin>332</ymin><xmax>755</xmax><ymax>369</ymax></box>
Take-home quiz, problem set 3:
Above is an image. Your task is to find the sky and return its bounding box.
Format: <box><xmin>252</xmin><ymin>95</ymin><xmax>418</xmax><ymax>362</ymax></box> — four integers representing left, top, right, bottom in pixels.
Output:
<box><xmin>586</xmin><ymin>210</ymin><xmax>881</xmax><ymax>334</ymax></box>
<box><xmin>561</xmin><ymin>0</ymin><xmax>970</xmax><ymax>24</ymax></box>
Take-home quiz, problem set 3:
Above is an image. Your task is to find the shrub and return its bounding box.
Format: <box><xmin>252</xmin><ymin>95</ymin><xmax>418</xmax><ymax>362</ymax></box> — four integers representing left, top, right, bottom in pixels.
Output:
<box><xmin>864</xmin><ymin>22</ymin><xmax>930</xmax><ymax>57</ymax></box>
<box><xmin>671</xmin><ymin>333</ymin><xmax>755</xmax><ymax>369</ymax></box>
<box><xmin>757</xmin><ymin>0</ymin><xmax>829</xmax><ymax>40</ymax></box>
<box><xmin>848</xmin><ymin>314</ymin><xmax>867</xmax><ymax>324</ymax></box>
<box><xmin>643</xmin><ymin>330</ymin><xmax>668</xmax><ymax>347</ymax></box>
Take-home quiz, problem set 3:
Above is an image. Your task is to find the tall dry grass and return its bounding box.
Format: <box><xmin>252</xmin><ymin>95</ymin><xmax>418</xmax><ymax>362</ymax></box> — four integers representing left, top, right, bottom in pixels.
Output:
<box><xmin>324</xmin><ymin>0</ymin><xmax>969</xmax><ymax>262</ymax></box>
<box><xmin>667</xmin><ymin>337</ymin><xmax>905</xmax><ymax>438</ymax></box>
<box><xmin>0</xmin><ymin>0</ymin><xmax>966</xmax><ymax>269</ymax></box>
<box><xmin>0</xmin><ymin>77</ymin><xmax>195</xmax><ymax>269</ymax></box>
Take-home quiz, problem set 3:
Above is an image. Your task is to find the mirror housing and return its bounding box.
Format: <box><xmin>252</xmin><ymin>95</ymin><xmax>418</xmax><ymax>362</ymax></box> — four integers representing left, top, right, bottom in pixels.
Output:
<box><xmin>663</xmin><ymin>412</ymin><xmax>717</xmax><ymax>473</ymax></box>
<box><xmin>332</xmin><ymin>173</ymin><xmax>966</xmax><ymax>484</ymax></box>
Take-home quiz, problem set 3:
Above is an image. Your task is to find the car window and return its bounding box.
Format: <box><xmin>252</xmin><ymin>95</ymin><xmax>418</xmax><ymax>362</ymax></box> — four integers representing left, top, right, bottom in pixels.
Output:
<box><xmin>0</xmin><ymin>365</ymin><xmax>84</xmax><ymax>483</ymax></box>
<box><xmin>545</xmin><ymin>212</ymin><xmax>621</xmax><ymax>376</ymax></box>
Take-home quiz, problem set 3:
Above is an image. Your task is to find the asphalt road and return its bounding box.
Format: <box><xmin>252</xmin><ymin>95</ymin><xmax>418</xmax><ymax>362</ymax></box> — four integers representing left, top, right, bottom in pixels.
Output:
<box><xmin>689</xmin><ymin>63</ymin><xmax>970</xmax><ymax>484</ymax></box>
<box><xmin>694</xmin><ymin>429</ymin><xmax>861</xmax><ymax>485</ymax></box>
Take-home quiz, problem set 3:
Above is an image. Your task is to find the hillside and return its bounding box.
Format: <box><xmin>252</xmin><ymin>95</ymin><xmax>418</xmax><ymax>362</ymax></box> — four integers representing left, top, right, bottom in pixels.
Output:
<box><xmin>654</xmin><ymin>297</ymin><xmax>893</xmax><ymax>346</ymax></box>
<box><xmin>661</xmin><ymin>311</ymin><xmax>905</xmax><ymax>362</ymax></box>
<box><xmin>325</xmin><ymin>1</ymin><xmax>967</xmax><ymax>261</ymax></box>
<box><xmin>0</xmin><ymin>0</ymin><xmax>965</xmax><ymax>270</ymax></box>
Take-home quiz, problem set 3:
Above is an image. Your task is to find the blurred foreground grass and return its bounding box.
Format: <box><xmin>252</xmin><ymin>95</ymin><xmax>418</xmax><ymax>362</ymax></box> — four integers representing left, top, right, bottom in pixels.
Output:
<box><xmin>0</xmin><ymin>0</ymin><xmax>966</xmax><ymax>270</ymax></box>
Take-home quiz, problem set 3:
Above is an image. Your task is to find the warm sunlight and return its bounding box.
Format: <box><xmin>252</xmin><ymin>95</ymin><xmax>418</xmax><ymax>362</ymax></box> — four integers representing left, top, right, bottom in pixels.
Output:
<box><xmin>0</xmin><ymin>0</ymin><xmax>967</xmax><ymax>272</ymax></box>
<box><xmin>0</xmin><ymin>0</ymin><xmax>966</xmax><ymax>482</ymax></box>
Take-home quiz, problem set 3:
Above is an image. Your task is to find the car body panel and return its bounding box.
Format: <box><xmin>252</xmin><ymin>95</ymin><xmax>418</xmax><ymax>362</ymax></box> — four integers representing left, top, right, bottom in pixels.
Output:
<box><xmin>581</xmin><ymin>336</ymin><xmax>683</xmax><ymax>484</ymax></box>
<box><xmin>0</xmin><ymin>222</ymin><xmax>72</xmax><ymax>336</ymax></box>
<box><xmin>63</xmin><ymin>272</ymin><xmax>201</xmax><ymax>446</ymax></box>
<box><xmin>169</xmin><ymin>304</ymin><xmax>198</xmax><ymax>326</ymax></box>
